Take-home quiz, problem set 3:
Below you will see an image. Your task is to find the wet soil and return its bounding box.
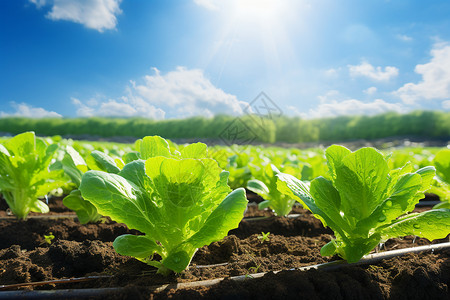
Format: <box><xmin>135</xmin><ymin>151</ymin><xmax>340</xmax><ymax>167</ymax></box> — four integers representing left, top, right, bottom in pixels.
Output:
<box><xmin>0</xmin><ymin>198</ymin><xmax>448</xmax><ymax>299</ymax></box>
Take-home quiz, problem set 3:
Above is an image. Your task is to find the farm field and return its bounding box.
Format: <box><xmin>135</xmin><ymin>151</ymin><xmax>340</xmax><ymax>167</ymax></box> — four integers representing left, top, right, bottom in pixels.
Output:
<box><xmin>0</xmin><ymin>132</ymin><xmax>449</xmax><ymax>299</ymax></box>
<box><xmin>4</xmin><ymin>1</ymin><xmax>450</xmax><ymax>299</ymax></box>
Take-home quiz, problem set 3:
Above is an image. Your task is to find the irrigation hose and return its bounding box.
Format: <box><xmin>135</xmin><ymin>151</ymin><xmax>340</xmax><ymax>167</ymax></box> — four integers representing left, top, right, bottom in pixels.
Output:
<box><xmin>0</xmin><ymin>214</ymin><xmax>77</xmax><ymax>220</ymax></box>
<box><xmin>0</xmin><ymin>276</ymin><xmax>112</xmax><ymax>291</ymax></box>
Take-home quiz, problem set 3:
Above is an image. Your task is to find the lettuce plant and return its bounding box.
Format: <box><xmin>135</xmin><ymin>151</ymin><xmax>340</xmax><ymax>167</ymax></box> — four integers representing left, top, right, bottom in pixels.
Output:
<box><xmin>0</xmin><ymin>132</ymin><xmax>63</xmax><ymax>219</ymax></box>
<box><xmin>79</xmin><ymin>136</ymin><xmax>248</xmax><ymax>275</ymax></box>
<box><xmin>430</xmin><ymin>149</ymin><xmax>450</xmax><ymax>209</ymax></box>
<box><xmin>247</xmin><ymin>164</ymin><xmax>296</xmax><ymax>216</ymax></box>
<box><xmin>52</xmin><ymin>146</ymin><xmax>121</xmax><ymax>223</ymax></box>
<box><xmin>277</xmin><ymin>145</ymin><xmax>450</xmax><ymax>263</ymax></box>
<box><xmin>226</xmin><ymin>152</ymin><xmax>253</xmax><ymax>190</ymax></box>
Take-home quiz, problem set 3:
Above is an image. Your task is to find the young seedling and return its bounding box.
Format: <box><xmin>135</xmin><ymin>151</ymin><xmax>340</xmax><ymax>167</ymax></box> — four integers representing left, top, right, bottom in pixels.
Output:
<box><xmin>80</xmin><ymin>136</ymin><xmax>248</xmax><ymax>275</ymax></box>
<box><xmin>248</xmin><ymin>263</ymin><xmax>261</xmax><ymax>274</ymax></box>
<box><xmin>278</xmin><ymin>145</ymin><xmax>450</xmax><ymax>263</ymax></box>
<box><xmin>257</xmin><ymin>232</ymin><xmax>271</xmax><ymax>243</ymax></box>
<box><xmin>43</xmin><ymin>232</ymin><xmax>55</xmax><ymax>245</ymax></box>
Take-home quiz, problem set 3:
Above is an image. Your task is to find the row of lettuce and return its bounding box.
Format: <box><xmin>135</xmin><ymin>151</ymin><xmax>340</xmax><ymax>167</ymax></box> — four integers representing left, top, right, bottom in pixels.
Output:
<box><xmin>0</xmin><ymin>132</ymin><xmax>449</xmax><ymax>275</ymax></box>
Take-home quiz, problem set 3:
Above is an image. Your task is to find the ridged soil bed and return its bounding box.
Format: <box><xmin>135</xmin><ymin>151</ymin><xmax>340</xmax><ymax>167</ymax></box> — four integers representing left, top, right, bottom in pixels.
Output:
<box><xmin>0</xmin><ymin>198</ymin><xmax>448</xmax><ymax>300</ymax></box>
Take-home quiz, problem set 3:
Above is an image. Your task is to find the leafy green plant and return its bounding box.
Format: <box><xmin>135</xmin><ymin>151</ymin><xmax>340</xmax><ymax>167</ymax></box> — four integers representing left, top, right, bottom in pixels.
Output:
<box><xmin>52</xmin><ymin>146</ymin><xmax>123</xmax><ymax>224</ymax></box>
<box><xmin>277</xmin><ymin>145</ymin><xmax>450</xmax><ymax>263</ymax></box>
<box><xmin>247</xmin><ymin>164</ymin><xmax>296</xmax><ymax>216</ymax></box>
<box><xmin>79</xmin><ymin>136</ymin><xmax>248</xmax><ymax>275</ymax></box>
<box><xmin>226</xmin><ymin>152</ymin><xmax>253</xmax><ymax>190</ymax></box>
<box><xmin>0</xmin><ymin>132</ymin><xmax>63</xmax><ymax>220</ymax></box>
<box><xmin>430</xmin><ymin>149</ymin><xmax>450</xmax><ymax>209</ymax></box>
<box><xmin>63</xmin><ymin>189</ymin><xmax>101</xmax><ymax>224</ymax></box>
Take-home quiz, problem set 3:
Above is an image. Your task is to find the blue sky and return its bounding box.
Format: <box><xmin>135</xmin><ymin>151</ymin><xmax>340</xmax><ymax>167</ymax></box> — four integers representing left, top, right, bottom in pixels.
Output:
<box><xmin>1</xmin><ymin>0</ymin><xmax>450</xmax><ymax>119</ymax></box>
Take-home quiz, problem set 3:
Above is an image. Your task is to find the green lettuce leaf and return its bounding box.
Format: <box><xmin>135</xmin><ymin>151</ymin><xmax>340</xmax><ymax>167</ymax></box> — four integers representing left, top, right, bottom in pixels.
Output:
<box><xmin>432</xmin><ymin>149</ymin><xmax>450</xmax><ymax>206</ymax></box>
<box><xmin>380</xmin><ymin>209</ymin><xmax>450</xmax><ymax>241</ymax></box>
<box><xmin>86</xmin><ymin>150</ymin><xmax>121</xmax><ymax>174</ymax></box>
<box><xmin>55</xmin><ymin>146</ymin><xmax>127</xmax><ymax>224</ymax></box>
<box><xmin>62</xmin><ymin>189</ymin><xmax>102</xmax><ymax>224</ymax></box>
<box><xmin>0</xmin><ymin>132</ymin><xmax>63</xmax><ymax>219</ymax></box>
<box><xmin>278</xmin><ymin>145</ymin><xmax>448</xmax><ymax>263</ymax></box>
<box><xmin>247</xmin><ymin>164</ymin><xmax>296</xmax><ymax>216</ymax></box>
<box><xmin>80</xmin><ymin>138</ymin><xmax>247</xmax><ymax>274</ymax></box>
<box><xmin>434</xmin><ymin>149</ymin><xmax>450</xmax><ymax>183</ymax></box>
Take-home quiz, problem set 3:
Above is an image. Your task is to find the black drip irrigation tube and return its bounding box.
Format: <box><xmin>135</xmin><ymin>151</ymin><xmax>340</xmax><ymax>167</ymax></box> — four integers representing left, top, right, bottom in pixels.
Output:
<box><xmin>242</xmin><ymin>213</ymin><xmax>302</xmax><ymax>222</ymax></box>
<box><xmin>0</xmin><ymin>214</ymin><xmax>78</xmax><ymax>220</ymax></box>
<box><xmin>1</xmin><ymin>242</ymin><xmax>449</xmax><ymax>299</ymax></box>
<box><xmin>0</xmin><ymin>287</ymin><xmax>134</xmax><ymax>299</ymax></box>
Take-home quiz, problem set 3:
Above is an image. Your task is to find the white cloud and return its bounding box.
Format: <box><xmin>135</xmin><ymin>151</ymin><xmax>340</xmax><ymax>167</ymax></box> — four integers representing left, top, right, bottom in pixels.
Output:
<box><xmin>72</xmin><ymin>95</ymin><xmax>166</xmax><ymax>119</ymax></box>
<box><xmin>29</xmin><ymin>0</ymin><xmax>47</xmax><ymax>8</ymax></box>
<box><xmin>29</xmin><ymin>0</ymin><xmax>122</xmax><ymax>32</ymax></box>
<box><xmin>317</xmin><ymin>90</ymin><xmax>340</xmax><ymax>104</ymax></box>
<box><xmin>302</xmin><ymin>99</ymin><xmax>404</xmax><ymax>119</ymax></box>
<box><xmin>443</xmin><ymin>100</ymin><xmax>450</xmax><ymax>110</ymax></box>
<box><xmin>286</xmin><ymin>105</ymin><xmax>302</xmax><ymax>115</ymax></box>
<box><xmin>300</xmin><ymin>90</ymin><xmax>405</xmax><ymax>119</ymax></box>
<box><xmin>193</xmin><ymin>0</ymin><xmax>218</xmax><ymax>10</ymax></box>
<box><xmin>324</xmin><ymin>68</ymin><xmax>340</xmax><ymax>78</ymax></box>
<box><xmin>133</xmin><ymin>67</ymin><xmax>246</xmax><ymax>118</ymax></box>
<box><xmin>363</xmin><ymin>87</ymin><xmax>377</xmax><ymax>95</ymax></box>
<box><xmin>71</xmin><ymin>98</ymin><xmax>95</xmax><ymax>117</ymax></box>
<box><xmin>97</xmin><ymin>100</ymin><xmax>138</xmax><ymax>117</ymax></box>
<box><xmin>72</xmin><ymin>66</ymin><xmax>245</xmax><ymax>119</ymax></box>
<box><xmin>397</xmin><ymin>34</ymin><xmax>413</xmax><ymax>42</ymax></box>
<box><xmin>394</xmin><ymin>42</ymin><xmax>450</xmax><ymax>104</ymax></box>
<box><xmin>348</xmin><ymin>61</ymin><xmax>399</xmax><ymax>81</ymax></box>
<box><xmin>0</xmin><ymin>102</ymin><xmax>62</xmax><ymax>118</ymax></box>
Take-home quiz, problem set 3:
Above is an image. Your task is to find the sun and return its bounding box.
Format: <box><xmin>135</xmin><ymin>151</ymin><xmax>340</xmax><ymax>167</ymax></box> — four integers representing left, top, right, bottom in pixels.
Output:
<box><xmin>230</xmin><ymin>0</ymin><xmax>288</xmax><ymax>23</ymax></box>
<box><xmin>202</xmin><ymin>0</ymin><xmax>302</xmax><ymax>78</ymax></box>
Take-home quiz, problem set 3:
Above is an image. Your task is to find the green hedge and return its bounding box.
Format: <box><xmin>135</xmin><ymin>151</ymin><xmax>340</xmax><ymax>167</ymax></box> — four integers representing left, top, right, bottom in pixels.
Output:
<box><xmin>0</xmin><ymin>110</ymin><xmax>448</xmax><ymax>143</ymax></box>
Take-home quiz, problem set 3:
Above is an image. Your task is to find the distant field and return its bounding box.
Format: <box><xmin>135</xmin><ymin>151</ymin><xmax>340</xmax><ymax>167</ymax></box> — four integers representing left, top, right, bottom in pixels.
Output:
<box><xmin>1</xmin><ymin>133</ymin><xmax>447</xmax><ymax>189</ymax></box>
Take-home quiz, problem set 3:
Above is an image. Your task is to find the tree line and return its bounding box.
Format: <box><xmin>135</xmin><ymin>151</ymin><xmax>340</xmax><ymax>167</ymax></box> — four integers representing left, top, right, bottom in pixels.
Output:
<box><xmin>0</xmin><ymin>110</ymin><xmax>448</xmax><ymax>144</ymax></box>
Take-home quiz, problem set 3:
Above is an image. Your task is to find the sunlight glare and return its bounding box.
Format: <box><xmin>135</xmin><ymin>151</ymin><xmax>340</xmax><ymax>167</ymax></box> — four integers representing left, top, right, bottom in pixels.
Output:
<box><xmin>204</xmin><ymin>0</ymin><xmax>301</xmax><ymax>80</ymax></box>
<box><xmin>231</xmin><ymin>0</ymin><xmax>286</xmax><ymax>22</ymax></box>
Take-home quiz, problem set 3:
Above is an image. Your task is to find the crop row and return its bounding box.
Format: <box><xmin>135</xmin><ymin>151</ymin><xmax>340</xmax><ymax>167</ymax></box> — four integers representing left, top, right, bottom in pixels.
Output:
<box><xmin>0</xmin><ymin>132</ymin><xmax>449</xmax><ymax>275</ymax></box>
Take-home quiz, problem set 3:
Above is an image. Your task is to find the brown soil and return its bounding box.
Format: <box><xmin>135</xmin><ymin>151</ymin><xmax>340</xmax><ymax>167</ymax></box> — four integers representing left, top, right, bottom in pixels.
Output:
<box><xmin>0</xmin><ymin>198</ymin><xmax>448</xmax><ymax>299</ymax></box>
